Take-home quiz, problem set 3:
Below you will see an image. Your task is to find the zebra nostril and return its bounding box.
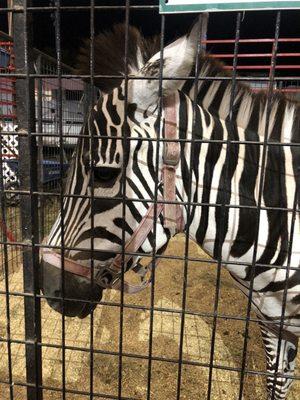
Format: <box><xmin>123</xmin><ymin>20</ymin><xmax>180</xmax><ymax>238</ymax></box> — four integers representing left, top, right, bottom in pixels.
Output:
<box><xmin>53</xmin><ymin>290</ymin><xmax>61</xmax><ymax>301</ymax></box>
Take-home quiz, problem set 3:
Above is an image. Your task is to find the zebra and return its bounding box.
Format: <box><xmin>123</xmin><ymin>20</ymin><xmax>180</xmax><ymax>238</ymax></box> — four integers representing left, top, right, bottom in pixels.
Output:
<box><xmin>40</xmin><ymin>22</ymin><xmax>300</xmax><ymax>399</ymax></box>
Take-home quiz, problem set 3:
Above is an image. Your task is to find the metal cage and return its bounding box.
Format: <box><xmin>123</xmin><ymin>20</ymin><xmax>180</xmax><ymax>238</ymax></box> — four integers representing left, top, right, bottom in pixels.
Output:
<box><xmin>0</xmin><ymin>2</ymin><xmax>299</xmax><ymax>400</ymax></box>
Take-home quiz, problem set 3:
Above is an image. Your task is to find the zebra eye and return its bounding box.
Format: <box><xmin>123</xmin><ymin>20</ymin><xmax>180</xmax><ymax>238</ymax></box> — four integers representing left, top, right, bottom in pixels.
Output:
<box><xmin>92</xmin><ymin>167</ymin><xmax>121</xmax><ymax>186</ymax></box>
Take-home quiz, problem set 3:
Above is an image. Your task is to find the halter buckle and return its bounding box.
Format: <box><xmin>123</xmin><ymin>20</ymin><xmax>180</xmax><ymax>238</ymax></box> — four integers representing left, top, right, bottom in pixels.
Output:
<box><xmin>163</xmin><ymin>141</ymin><xmax>180</xmax><ymax>166</ymax></box>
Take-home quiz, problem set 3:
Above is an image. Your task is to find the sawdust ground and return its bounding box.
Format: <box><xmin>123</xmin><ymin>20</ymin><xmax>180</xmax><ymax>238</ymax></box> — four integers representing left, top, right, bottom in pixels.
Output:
<box><xmin>0</xmin><ymin>235</ymin><xmax>299</xmax><ymax>400</ymax></box>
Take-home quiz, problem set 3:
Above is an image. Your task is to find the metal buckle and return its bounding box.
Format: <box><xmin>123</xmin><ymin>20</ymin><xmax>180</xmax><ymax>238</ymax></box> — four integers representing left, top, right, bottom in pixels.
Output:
<box><xmin>163</xmin><ymin>141</ymin><xmax>180</xmax><ymax>166</ymax></box>
<box><xmin>94</xmin><ymin>265</ymin><xmax>119</xmax><ymax>289</ymax></box>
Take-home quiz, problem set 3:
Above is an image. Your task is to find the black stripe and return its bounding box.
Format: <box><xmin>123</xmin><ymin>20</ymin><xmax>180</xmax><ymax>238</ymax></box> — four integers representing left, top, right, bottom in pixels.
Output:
<box><xmin>259</xmin><ymin>269</ymin><xmax>300</xmax><ymax>293</ymax></box>
<box><xmin>73</xmin><ymin>226</ymin><xmax>123</xmax><ymax>248</ymax></box>
<box><xmin>230</xmin><ymin>101</ymin><xmax>260</xmax><ymax>258</ymax></box>
<box><xmin>178</xmin><ymin>92</ymin><xmax>190</xmax><ymax>197</ymax></box>
<box><xmin>256</xmin><ymin>102</ymin><xmax>288</xmax><ymax>268</ymax></box>
<box><xmin>107</xmin><ymin>92</ymin><xmax>121</xmax><ymax>126</ymax></box>
<box><xmin>208</xmin><ymin>81</ymin><xmax>228</xmax><ymax>116</ymax></box>
<box><xmin>213</xmin><ymin>118</ymin><xmax>239</xmax><ymax>259</ymax></box>
<box><xmin>196</xmin><ymin>115</ymin><xmax>223</xmax><ymax>245</ymax></box>
<box><xmin>109</xmin><ymin>126</ymin><xmax>118</xmax><ymax>164</ymax></box>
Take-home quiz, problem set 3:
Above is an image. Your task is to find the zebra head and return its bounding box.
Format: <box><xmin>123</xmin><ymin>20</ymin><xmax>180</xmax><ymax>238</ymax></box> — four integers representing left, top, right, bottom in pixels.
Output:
<box><xmin>41</xmin><ymin>23</ymin><xmax>200</xmax><ymax>318</ymax></box>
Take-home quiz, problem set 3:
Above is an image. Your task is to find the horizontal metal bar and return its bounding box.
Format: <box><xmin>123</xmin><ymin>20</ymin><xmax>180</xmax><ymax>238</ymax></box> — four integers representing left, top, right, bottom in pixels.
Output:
<box><xmin>223</xmin><ymin>65</ymin><xmax>300</xmax><ymax>70</ymax></box>
<box><xmin>0</xmin><ymin>378</ymin><xmax>137</xmax><ymax>400</ymax></box>
<box><xmin>2</xmin><ymin>188</ymin><xmax>300</xmax><ymax>216</ymax></box>
<box><xmin>2</xmin><ymin>189</ymin><xmax>300</xmax><ymax>214</ymax></box>
<box><xmin>209</xmin><ymin>52</ymin><xmax>300</xmax><ymax>58</ymax></box>
<box><xmin>0</xmin><ymin>338</ymin><xmax>299</xmax><ymax>381</ymax></box>
<box><xmin>1</xmin><ymin>131</ymin><xmax>300</xmax><ymax>148</ymax></box>
<box><xmin>0</xmin><ymin>73</ymin><xmax>299</xmax><ymax>82</ymax></box>
<box><xmin>2</xmin><ymin>237</ymin><xmax>299</xmax><ymax>274</ymax></box>
<box><xmin>0</xmin><ymin>41</ymin><xmax>13</xmax><ymax>46</ymax></box>
<box><xmin>0</xmin><ymin>113</ymin><xmax>17</xmax><ymax>118</ymax></box>
<box><xmin>252</xmin><ymin>87</ymin><xmax>300</xmax><ymax>93</ymax></box>
<box><xmin>0</xmin><ymin>100</ymin><xmax>16</xmax><ymax>106</ymax></box>
<box><xmin>1</xmin><ymin>291</ymin><xmax>299</xmax><ymax>331</ymax></box>
<box><xmin>203</xmin><ymin>38</ymin><xmax>300</xmax><ymax>44</ymax></box>
<box><xmin>0</xmin><ymin>5</ymin><xmax>159</xmax><ymax>12</ymax></box>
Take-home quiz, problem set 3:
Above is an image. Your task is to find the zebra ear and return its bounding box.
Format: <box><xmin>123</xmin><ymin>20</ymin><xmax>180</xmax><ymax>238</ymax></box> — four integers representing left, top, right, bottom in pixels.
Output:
<box><xmin>128</xmin><ymin>21</ymin><xmax>200</xmax><ymax>107</ymax></box>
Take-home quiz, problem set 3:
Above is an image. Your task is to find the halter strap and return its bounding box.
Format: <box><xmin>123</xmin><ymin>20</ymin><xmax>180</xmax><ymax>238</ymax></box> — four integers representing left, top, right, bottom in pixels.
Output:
<box><xmin>163</xmin><ymin>95</ymin><xmax>181</xmax><ymax>233</ymax></box>
<box><xmin>41</xmin><ymin>94</ymin><xmax>183</xmax><ymax>294</ymax></box>
<box><xmin>42</xmin><ymin>200</ymin><xmax>163</xmax><ymax>294</ymax></box>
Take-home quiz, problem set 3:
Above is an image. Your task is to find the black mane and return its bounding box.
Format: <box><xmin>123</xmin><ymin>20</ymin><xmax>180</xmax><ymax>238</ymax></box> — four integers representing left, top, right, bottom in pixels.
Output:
<box><xmin>76</xmin><ymin>24</ymin><xmax>160</xmax><ymax>93</ymax></box>
<box><xmin>77</xmin><ymin>23</ymin><xmax>299</xmax><ymax>138</ymax></box>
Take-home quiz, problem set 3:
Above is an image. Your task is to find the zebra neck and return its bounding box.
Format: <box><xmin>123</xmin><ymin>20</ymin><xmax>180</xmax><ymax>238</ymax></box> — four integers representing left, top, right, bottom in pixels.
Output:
<box><xmin>182</xmin><ymin>54</ymin><xmax>298</xmax><ymax>143</ymax></box>
<box><xmin>176</xmin><ymin>91</ymin><xmax>298</xmax><ymax>283</ymax></box>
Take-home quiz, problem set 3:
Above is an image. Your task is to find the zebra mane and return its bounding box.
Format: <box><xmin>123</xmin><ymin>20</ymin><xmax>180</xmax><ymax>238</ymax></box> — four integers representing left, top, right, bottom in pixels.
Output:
<box><xmin>197</xmin><ymin>56</ymin><xmax>300</xmax><ymax>213</ymax></box>
<box><xmin>196</xmin><ymin>53</ymin><xmax>300</xmax><ymax>133</ymax></box>
<box><xmin>77</xmin><ymin>23</ymin><xmax>299</xmax><ymax>138</ymax></box>
<box><xmin>76</xmin><ymin>24</ymin><xmax>160</xmax><ymax>93</ymax></box>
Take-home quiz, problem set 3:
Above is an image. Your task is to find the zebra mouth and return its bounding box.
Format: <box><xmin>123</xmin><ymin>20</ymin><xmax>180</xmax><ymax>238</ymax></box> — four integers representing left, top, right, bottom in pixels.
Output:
<box><xmin>41</xmin><ymin>260</ymin><xmax>104</xmax><ymax>318</ymax></box>
<box><xmin>77</xmin><ymin>300</ymin><xmax>98</xmax><ymax>319</ymax></box>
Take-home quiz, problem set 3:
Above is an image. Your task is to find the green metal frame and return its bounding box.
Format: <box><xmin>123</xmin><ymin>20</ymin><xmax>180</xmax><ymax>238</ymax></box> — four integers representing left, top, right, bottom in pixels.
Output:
<box><xmin>160</xmin><ymin>1</ymin><xmax>300</xmax><ymax>14</ymax></box>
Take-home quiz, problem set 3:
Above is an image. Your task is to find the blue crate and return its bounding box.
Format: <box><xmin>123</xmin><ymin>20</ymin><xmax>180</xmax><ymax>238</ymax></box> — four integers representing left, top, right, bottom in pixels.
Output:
<box><xmin>6</xmin><ymin>159</ymin><xmax>69</xmax><ymax>184</ymax></box>
<box><xmin>0</xmin><ymin>48</ymin><xmax>10</xmax><ymax>68</ymax></box>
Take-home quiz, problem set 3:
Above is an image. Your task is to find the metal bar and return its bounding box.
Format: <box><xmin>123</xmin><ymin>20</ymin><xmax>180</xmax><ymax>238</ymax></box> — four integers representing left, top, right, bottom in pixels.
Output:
<box><xmin>207</xmin><ymin>12</ymin><xmax>242</xmax><ymax>400</ymax></box>
<box><xmin>12</xmin><ymin>0</ymin><xmax>43</xmax><ymax>399</ymax></box>
<box><xmin>0</xmin><ymin>378</ymin><xmax>139</xmax><ymax>400</ymax></box>
<box><xmin>89</xmin><ymin>1</ymin><xmax>96</xmax><ymax>399</ymax></box>
<box><xmin>0</xmin><ymin>297</ymin><xmax>299</xmax><ymax>334</ymax></box>
<box><xmin>0</xmin><ymin>84</ymin><xmax>14</xmax><ymax>400</ymax></box>
<box><xmin>222</xmin><ymin>65</ymin><xmax>300</xmax><ymax>69</ymax></box>
<box><xmin>0</xmin><ymin>113</ymin><xmax>17</xmax><ymax>118</ymax></box>
<box><xmin>209</xmin><ymin>52</ymin><xmax>300</xmax><ymax>58</ymax></box>
<box><xmin>2</xmin><ymin>72</ymin><xmax>300</xmax><ymax>81</ymax></box>
<box><xmin>3</xmin><ymin>191</ymin><xmax>300</xmax><ymax>214</ymax></box>
<box><xmin>238</xmin><ymin>11</ymin><xmax>282</xmax><ymax>400</ymax></box>
<box><xmin>3</xmin><ymin>131</ymin><xmax>300</xmax><ymax>147</ymax></box>
<box><xmin>118</xmin><ymin>2</ymin><xmax>131</xmax><ymax>398</ymax></box>
<box><xmin>271</xmin><ymin>191</ymin><xmax>298</xmax><ymax>399</ymax></box>
<box><xmin>202</xmin><ymin>37</ymin><xmax>300</xmax><ymax>43</ymax></box>
<box><xmin>253</xmin><ymin>88</ymin><xmax>300</xmax><ymax>93</ymax></box>
<box><xmin>0</xmin><ymin>100</ymin><xmax>16</xmax><ymax>106</ymax></box>
<box><xmin>36</xmin><ymin>54</ymin><xmax>44</xmax><ymax>242</ymax></box>
<box><xmin>146</xmin><ymin>12</ymin><xmax>165</xmax><ymax>400</ymax></box>
<box><xmin>2</xmin><ymin>238</ymin><xmax>300</xmax><ymax>273</ymax></box>
<box><xmin>0</xmin><ymin>352</ymin><xmax>298</xmax><ymax>383</ymax></box>
<box><xmin>176</xmin><ymin>14</ymin><xmax>205</xmax><ymax>400</ymax></box>
<box><xmin>54</xmin><ymin>1</ymin><xmax>67</xmax><ymax>399</ymax></box>
<box><xmin>0</xmin><ymin>5</ymin><xmax>159</xmax><ymax>11</ymax></box>
<box><xmin>1</xmin><ymin>4</ymin><xmax>299</xmax><ymax>400</ymax></box>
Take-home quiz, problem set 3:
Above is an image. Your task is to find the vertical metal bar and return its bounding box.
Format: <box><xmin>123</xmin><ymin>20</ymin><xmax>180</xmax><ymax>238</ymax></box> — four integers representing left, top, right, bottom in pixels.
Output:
<box><xmin>200</xmin><ymin>13</ymin><xmax>209</xmax><ymax>52</ymax></box>
<box><xmin>270</xmin><ymin>189</ymin><xmax>298</xmax><ymax>400</ymax></box>
<box><xmin>54</xmin><ymin>1</ymin><xmax>66</xmax><ymax>399</ymax></box>
<box><xmin>206</xmin><ymin>12</ymin><xmax>242</xmax><ymax>400</ymax></box>
<box><xmin>118</xmin><ymin>1</ymin><xmax>131</xmax><ymax>397</ymax></box>
<box><xmin>176</xmin><ymin>15</ymin><xmax>203</xmax><ymax>400</ymax></box>
<box><xmin>12</xmin><ymin>1</ymin><xmax>43</xmax><ymax>399</ymax></box>
<box><xmin>36</xmin><ymin>54</ymin><xmax>44</xmax><ymax>241</ymax></box>
<box><xmin>146</xmin><ymin>14</ymin><xmax>165</xmax><ymax>400</ymax></box>
<box><xmin>84</xmin><ymin>82</ymin><xmax>93</xmax><ymax>117</ymax></box>
<box><xmin>238</xmin><ymin>11</ymin><xmax>281</xmax><ymax>400</ymax></box>
<box><xmin>0</xmin><ymin>102</ymin><xmax>14</xmax><ymax>400</ymax></box>
<box><xmin>89</xmin><ymin>1</ymin><xmax>95</xmax><ymax>399</ymax></box>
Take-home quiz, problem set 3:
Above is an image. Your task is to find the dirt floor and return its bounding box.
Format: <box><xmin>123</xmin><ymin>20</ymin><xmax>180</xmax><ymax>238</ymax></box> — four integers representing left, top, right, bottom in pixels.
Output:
<box><xmin>0</xmin><ymin>234</ymin><xmax>299</xmax><ymax>400</ymax></box>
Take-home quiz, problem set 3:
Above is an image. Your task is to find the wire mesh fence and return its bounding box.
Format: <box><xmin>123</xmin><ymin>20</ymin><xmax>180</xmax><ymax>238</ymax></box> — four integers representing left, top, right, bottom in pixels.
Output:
<box><xmin>0</xmin><ymin>2</ymin><xmax>300</xmax><ymax>400</ymax></box>
<box><xmin>0</xmin><ymin>31</ymin><xmax>87</xmax><ymax>280</ymax></box>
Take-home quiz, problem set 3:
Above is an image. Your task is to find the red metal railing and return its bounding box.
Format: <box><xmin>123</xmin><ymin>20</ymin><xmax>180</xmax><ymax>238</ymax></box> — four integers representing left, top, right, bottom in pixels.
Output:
<box><xmin>0</xmin><ymin>40</ymin><xmax>16</xmax><ymax>122</ymax></box>
<box><xmin>203</xmin><ymin>37</ymin><xmax>300</xmax><ymax>97</ymax></box>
